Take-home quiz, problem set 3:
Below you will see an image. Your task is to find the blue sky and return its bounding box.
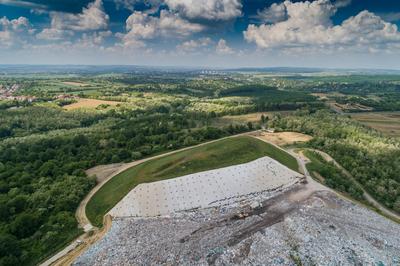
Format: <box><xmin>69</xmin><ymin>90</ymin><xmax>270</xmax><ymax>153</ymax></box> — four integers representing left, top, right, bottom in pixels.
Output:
<box><xmin>0</xmin><ymin>0</ymin><xmax>400</xmax><ymax>68</ymax></box>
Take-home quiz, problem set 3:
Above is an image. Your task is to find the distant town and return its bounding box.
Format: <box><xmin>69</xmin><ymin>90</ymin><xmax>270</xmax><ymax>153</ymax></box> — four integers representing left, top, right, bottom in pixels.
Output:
<box><xmin>0</xmin><ymin>83</ymin><xmax>36</xmax><ymax>102</ymax></box>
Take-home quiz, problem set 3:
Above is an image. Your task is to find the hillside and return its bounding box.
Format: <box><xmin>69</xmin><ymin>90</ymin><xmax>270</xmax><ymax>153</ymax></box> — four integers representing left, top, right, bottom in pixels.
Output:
<box><xmin>76</xmin><ymin>188</ymin><xmax>400</xmax><ymax>265</ymax></box>
<box><xmin>86</xmin><ymin>136</ymin><xmax>299</xmax><ymax>226</ymax></box>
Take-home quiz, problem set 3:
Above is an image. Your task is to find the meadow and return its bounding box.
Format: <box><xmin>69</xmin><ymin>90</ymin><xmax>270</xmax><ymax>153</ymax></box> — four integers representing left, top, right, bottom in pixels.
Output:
<box><xmin>350</xmin><ymin>112</ymin><xmax>400</xmax><ymax>137</ymax></box>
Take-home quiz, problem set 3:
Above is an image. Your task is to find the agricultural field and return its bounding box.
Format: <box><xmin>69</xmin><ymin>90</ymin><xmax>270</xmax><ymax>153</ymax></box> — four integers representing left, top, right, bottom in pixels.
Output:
<box><xmin>350</xmin><ymin>112</ymin><xmax>400</xmax><ymax>137</ymax></box>
<box><xmin>86</xmin><ymin>136</ymin><xmax>298</xmax><ymax>226</ymax></box>
<box><xmin>1</xmin><ymin>68</ymin><xmax>400</xmax><ymax>265</ymax></box>
<box><xmin>212</xmin><ymin>111</ymin><xmax>294</xmax><ymax>127</ymax></box>
<box><xmin>255</xmin><ymin>131</ymin><xmax>313</xmax><ymax>146</ymax></box>
<box><xmin>63</xmin><ymin>98</ymin><xmax>123</xmax><ymax>110</ymax></box>
<box><xmin>3</xmin><ymin>0</ymin><xmax>400</xmax><ymax>262</ymax></box>
<box><xmin>61</xmin><ymin>81</ymin><xmax>89</xmax><ymax>87</ymax></box>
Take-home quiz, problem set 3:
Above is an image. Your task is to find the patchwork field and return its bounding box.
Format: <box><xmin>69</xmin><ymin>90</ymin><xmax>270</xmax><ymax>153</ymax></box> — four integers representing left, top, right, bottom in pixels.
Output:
<box><xmin>86</xmin><ymin>136</ymin><xmax>299</xmax><ymax>226</ymax></box>
<box><xmin>63</xmin><ymin>98</ymin><xmax>122</xmax><ymax>110</ymax></box>
<box><xmin>350</xmin><ymin>112</ymin><xmax>400</xmax><ymax>137</ymax></box>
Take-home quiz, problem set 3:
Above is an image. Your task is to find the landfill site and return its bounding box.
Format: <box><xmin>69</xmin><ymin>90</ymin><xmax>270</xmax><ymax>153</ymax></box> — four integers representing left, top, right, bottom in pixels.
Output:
<box><xmin>74</xmin><ymin>157</ymin><xmax>400</xmax><ymax>265</ymax></box>
<box><xmin>109</xmin><ymin>157</ymin><xmax>302</xmax><ymax>217</ymax></box>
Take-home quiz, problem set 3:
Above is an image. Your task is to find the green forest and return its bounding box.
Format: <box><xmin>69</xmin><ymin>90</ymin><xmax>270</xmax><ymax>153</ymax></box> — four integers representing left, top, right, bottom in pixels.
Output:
<box><xmin>0</xmin><ymin>105</ymin><xmax>252</xmax><ymax>265</ymax></box>
<box><xmin>1</xmin><ymin>72</ymin><xmax>400</xmax><ymax>265</ymax></box>
<box><xmin>271</xmin><ymin>110</ymin><xmax>400</xmax><ymax>212</ymax></box>
<box><xmin>303</xmin><ymin>150</ymin><xmax>364</xmax><ymax>200</ymax></box>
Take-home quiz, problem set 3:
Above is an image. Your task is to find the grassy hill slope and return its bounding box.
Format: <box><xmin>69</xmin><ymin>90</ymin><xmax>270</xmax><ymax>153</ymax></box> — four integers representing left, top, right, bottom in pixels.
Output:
<box><xmin>86</xmin><ymin>136</ymin><xmax>298</xmax><ymax>226</ymax></box>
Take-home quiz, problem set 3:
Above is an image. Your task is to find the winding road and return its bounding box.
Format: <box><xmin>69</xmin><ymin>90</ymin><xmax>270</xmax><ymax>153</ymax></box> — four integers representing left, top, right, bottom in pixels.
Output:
<box><xmin>40</xmin><ymin>131</ymin><xmax>259</xmax><ymax>266</ymax></box>
<box><xmin>254</xmin><ymin>138</ymin><xmax>400</xmax><ymax>222</ymax></box>
<box><xmin>40</xmin><ymin>131</ymin><xmax>399</xmax><ymax>266</ymax></box>
<box><xmin>304</xmin><ymin>148</ymin><xmax>400</xmax><ymax>221</ymax></box>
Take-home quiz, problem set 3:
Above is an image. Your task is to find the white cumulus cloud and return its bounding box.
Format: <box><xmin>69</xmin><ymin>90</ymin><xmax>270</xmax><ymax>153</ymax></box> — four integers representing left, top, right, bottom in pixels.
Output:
<box><xmin>37</xmin><ymin>0</ymin><xmax>109</xmax><ymax>41</ymax></box>
<box><xmin>257</xmin><ymin>3</ymin><xmax>288</xmax><ymax>23</ymax></box>
<box><xmin>0</xmin><ymin>30</ymin><xmax>12</xmax><ymax>46</ymax></box>
<box><xmin>50</xmin><ymin>0</ymin><xmax>109</xmax><ymax>31</ymax></box>
<box><xmin>0</xmin><ymin>16</ymin><xmax>31</xmax><ymax>47</ymax></box>
<box><xmin>244</xmin><ymin>0</ymin><xmax>400</xmax><ymax>52</ymax></box>
<box><xmin>0</xmin><ymin>16</ymin><xmax>30</xmax><ymax>31</ymax></box>
<box><xmin>120</xmin><ymin>10</ymin><xmax>204</xmax><ymax>48</ymax></box>
<box><xmin>176</xmin><ymin>37</ymin><xmax>212</xmax><ymax>52</ymax></box>
<box><xmin>165</xmin><ymin>0</ymin><xmax>242</xmax><ymax>20</ymax></box>
<box><xmin>36</xmin><ymin>28</ymin><xmax>72</xmax><ymax>40</ymax></box>
<box><xmin>216</xmin><ymin>38</ymin><xmax>234</xmax><ymax>54</ymax></box>
<box><xmin>75</xmin><ymin>31</ymin><xmax>112</xmax><ymax>48</ymax></box>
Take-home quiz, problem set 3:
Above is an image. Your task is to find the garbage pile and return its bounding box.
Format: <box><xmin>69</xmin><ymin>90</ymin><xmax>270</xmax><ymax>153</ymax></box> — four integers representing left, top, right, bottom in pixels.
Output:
<box><xmin>75</xmin><ymin>188</ymin><xmax>400</xmax><ymax>265</ymax></box>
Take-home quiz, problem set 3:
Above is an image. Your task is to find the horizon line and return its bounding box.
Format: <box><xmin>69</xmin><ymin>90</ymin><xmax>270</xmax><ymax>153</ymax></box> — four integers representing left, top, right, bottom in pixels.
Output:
<box><xmin>0</xmin><ymin>64</ymin><xmax>400</xmax><ymax>72</ymax></box>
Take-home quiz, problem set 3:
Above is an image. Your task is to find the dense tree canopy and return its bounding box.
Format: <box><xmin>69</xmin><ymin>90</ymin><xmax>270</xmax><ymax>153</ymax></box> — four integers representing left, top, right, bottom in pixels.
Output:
<box><xmin>1</xmin><ymin>73</ymin><xmax>400</xmax><ymax>265</ymax></box>
<box><xmin>272</xmin><ymin>110</ymin><xmax>400</xmax><ymax>212</ymax></box>
<box><xmin>0</xmin><ymin>104</ymin><xmax>253</xmax><ymax>265</ymax></box>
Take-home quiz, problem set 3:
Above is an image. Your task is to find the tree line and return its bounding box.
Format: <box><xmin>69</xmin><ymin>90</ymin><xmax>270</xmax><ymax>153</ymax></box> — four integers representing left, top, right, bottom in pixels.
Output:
<box><xmin>0</xmin><ymin>104</ymin><xmax>254</xmax><ymax>265</ymax></box>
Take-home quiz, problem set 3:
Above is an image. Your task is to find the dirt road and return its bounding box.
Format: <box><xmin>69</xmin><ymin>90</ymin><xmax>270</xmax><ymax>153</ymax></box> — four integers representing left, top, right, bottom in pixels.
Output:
<box><xmin>41</xmin><ymin>131</ymin><xmax>259</xmax><ymax>266</ymax></box>
<box><xmin>41</xmin><ymin>132</ymin><xmax>399</xmax><ymax>266</ymax></box>
<box><xmin>256</xmin><ymin>137</ymin><xmax>400</xmax><ymax>223</ymax></box>
<box><xmin>76</xmin><ymin>131</ymin><xmax>261</xmax><ymax>233</ymax></box>
<box><xmin>253</xmin><ymin>137</ymin><xmax>329</xmax><ymax>194</ymax></box>
<box><xmin>305</xmin><ymin>148</ymin><xmax>400</xmax><ymax>222</ymax></box>
<box><xmin>52</xmin><ymin>216</ymin><xmax>112</xmax><ymax>266</ymax></box>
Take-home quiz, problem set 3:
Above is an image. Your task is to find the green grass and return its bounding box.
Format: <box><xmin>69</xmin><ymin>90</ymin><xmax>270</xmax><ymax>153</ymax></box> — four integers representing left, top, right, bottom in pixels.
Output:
<box><xmin>86</xmin><ymin>136</ymin><xmax>299</xmax><ymax>226</ymax></box>
<box><xmin>303</xmin><ymin>150</ymin><xmax>326</xmax><ymax>172</ymax></box>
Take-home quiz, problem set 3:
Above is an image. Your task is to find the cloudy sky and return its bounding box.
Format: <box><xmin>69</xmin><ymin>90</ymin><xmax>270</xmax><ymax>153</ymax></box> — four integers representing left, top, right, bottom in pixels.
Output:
<box><xmin>0</xmin><ymin>0</ymin><xmax>400</xmax><ymax>68</ymax></box>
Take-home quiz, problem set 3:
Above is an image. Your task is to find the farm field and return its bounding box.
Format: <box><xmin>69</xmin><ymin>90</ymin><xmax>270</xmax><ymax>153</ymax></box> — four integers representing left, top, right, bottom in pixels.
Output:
<box><xmin>86</xmin><ymin>136</ymin><xmax>299</xmax><ymax>226</ymax></box>
<box><xmin>311</xmin><ymin>92</ymin><xmax>375</xmax><ymax>113</ymax></box>
<box><xmin>4</xmin><ymin>0</ymin><xmax>400</xmax><ymax>262</ymax></box>
<box><xmin>350</xmin><ymin>112</ymin><xmax>400</xmax><ymax>137</ymax></box>
<box><xmin>2</xmin><ymin>68</ymin><xmax>400</xmax><ymax>265</ymax></box>
<box><xmin>330</xmin><ymin>102</ymin><xmax>373</xmax><ymax>113</ymax></box>
<box><xmin>212</xmin><ymin>111</ymin><xmax>294</xmax><ymax>127</ymax></box>
<box><xmin>254</xmin><ymin>131</ymin><xmax>312</xmax><ymax>146</ymax></box>
<box><xmin>63</xmin><ymin>98</ymin><xmax>123</xmax><ymax>110</ymax></box>
<box><xmin>62</xmin><ymin>81</ymin><xmax>89</xmax><ymax>87</ymax></box>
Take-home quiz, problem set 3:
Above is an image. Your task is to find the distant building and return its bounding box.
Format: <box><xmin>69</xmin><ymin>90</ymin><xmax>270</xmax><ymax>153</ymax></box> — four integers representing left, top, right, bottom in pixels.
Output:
<box><xmin>55</xmin><ymin>94</ymin><xmax>77</xmax><ymax>100</ymax></box>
